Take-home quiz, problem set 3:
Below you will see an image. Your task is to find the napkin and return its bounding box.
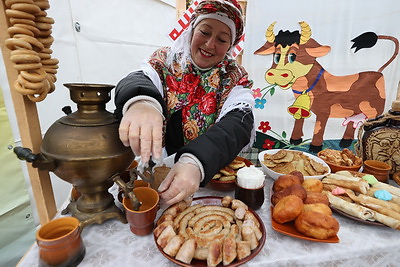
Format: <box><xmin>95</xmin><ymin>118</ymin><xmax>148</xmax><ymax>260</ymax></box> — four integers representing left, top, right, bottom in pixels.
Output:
<box><xmin>236</xmin><ymin>166</ymin><xmax>265</xmax><ymax>189</ymax></box>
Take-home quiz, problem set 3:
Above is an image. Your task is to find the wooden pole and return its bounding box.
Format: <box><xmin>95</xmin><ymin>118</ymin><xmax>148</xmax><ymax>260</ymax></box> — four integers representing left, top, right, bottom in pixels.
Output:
<box><xmin>0</xmin><ymin>0</ymin><xmax>56</xmax><ymax>224</ymax></box>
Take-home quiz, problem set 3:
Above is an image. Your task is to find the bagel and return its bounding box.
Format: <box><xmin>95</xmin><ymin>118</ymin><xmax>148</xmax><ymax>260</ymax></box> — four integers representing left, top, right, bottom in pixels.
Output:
<box><xmin>11</xmin><ymin>3</ymin><xmax>41</xmax><ymax>14</ymax></box>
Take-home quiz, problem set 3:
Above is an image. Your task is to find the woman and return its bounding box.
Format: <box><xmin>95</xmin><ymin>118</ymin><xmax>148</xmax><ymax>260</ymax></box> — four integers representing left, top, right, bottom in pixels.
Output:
<box><xmin>114</xmin><ymin>0</ymin><xmax>254</xmax><ymax>206</ymax></box>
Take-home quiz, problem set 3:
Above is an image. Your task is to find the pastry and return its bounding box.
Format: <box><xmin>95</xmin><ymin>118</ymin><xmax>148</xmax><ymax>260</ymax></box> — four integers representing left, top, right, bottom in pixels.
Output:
<box><xmin>303</xmin><ymin>203</ymin><xmax>332</xmax><ymax>216</ymax></box>
<box><xmin>302</xmin><ymin>178</ymin><xmax>323</xmax><ymax>193</ymax></box>
<box><xmin>271</xmin><ymin>184</ymin><xmax>307</xmax><ymax>206</ymax></box>
<box><xmin>272</xmin><ymin>195</ymin><xmax>304</xmax><ymax>224</ymax></box>
<box><xmin>272</xmin><ymin>174</ymin><xmax>302</xmax><ymax>192</ymax></box>
<box><xmin>294</xmin><ymin>211</ymin><xmax>339</xmax><ymax>239</ymax></box>
<box><xmin>304</xmin><ymin>191</ymin><xmax>329</xmax><ymax>205</ymax></box>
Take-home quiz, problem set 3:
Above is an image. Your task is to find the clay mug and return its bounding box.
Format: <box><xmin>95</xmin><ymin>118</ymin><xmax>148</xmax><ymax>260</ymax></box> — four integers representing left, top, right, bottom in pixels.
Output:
<box><xmin>36</xmin><ymin>216</ymin><xmax>85</xmax><ymax>267</ymax></box>
<box><xmin>234</xmin><ymin>181</ymin><xmax>265</xmax><ymax>210</ymax></box>
<box><xmin>363</xmin><ymin>160</ymin><xmax>392</xmax><ymax>183</ymax></box>
<box><xmin>123</xmin><ymin>186</ymin><xmax>160</xmax><ymax>236</ymax></box>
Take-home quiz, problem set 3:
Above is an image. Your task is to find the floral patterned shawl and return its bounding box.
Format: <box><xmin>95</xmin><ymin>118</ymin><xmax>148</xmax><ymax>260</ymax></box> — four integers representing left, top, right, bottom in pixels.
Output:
<box><xmin>148</xmin><ymin>47</ymin><xmax>253</xmax><ymax>144</ymax></box>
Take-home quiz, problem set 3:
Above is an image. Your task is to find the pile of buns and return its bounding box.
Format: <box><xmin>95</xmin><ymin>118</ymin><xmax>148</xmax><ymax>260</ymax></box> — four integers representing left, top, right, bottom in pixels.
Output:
<box><xmin>154</xmin><ymin>196</ymin><xmax>263</xmax><ymax>266</ymax></box>
<box><xmin>271</xmin><ymin>171</ymin><xmax>340</xmax><ymax>239</ymax></box>
<box><xmin>318</xmin><ymin>148</ymin><xmax>362</xmax><ymax>167</ymax></box>
<box><xmin>212</xmin><ymin>157</ymin><xmax>246</xmax><ymax>182</ymax></box>
<box><xmin>263</xmin><ymin>149</ymin><xmax>329</xmax><ymax>176</ymax></box>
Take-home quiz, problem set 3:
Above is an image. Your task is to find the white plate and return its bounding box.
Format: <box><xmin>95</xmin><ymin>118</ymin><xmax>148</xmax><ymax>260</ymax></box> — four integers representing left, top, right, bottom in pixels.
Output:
<box><xmin>258</xmin><ymin>149</ymin><xmax>331</xmax><ymax>180</ymax></box>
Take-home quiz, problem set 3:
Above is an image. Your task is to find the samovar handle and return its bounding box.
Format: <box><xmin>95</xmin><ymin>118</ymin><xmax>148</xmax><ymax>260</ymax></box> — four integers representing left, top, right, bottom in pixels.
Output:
<box><xmin>13</xmin><ymin>146</ymin><xmax>56</xmax><ymax>171</ymax></box>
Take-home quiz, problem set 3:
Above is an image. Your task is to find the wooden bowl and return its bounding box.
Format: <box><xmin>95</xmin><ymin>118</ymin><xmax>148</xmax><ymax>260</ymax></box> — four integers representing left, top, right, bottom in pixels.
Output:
<box><xmin>207</xmin><ymin>157</ymin><xmax>253</xmax><ymax>191</ymax></box>
<box><xmin>317</xmin><ymin>151</ymin><xmax>362</xmax><ymax>173</ymax></box>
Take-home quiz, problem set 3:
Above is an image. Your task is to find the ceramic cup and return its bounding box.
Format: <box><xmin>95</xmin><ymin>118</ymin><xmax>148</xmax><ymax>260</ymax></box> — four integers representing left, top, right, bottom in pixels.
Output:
<box><xmin>123</xmin><ymin>187</ymin><xmax>160</xmax><ymax>236</ymax></box>
<box><xmin>36</xmin><ymin>216</ymin><xmax>85</xmax><ymax>267</ymax></box>
<box><xmin>363</xmin><ymin>160</ymin><xmax>392</xmax><ymax>183</ymax></box>
<box><xmin>234</xmin><ymin>181</ymin><xmax>265</xmax><ymax>210</ymax></box>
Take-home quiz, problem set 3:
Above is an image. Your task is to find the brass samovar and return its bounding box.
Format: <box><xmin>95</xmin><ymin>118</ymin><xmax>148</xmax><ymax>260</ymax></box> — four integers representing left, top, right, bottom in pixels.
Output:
<box><xmin>14</xmin><ymin>83</ymin><xmax>135</xmax><ymax>227</ymax></box>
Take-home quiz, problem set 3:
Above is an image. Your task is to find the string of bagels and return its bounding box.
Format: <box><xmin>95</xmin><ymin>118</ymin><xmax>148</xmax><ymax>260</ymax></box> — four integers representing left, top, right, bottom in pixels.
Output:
<box><xmin>4</xmin><ymin>0</ymin><xmax>58</xmax><ymax>102</ymax></box>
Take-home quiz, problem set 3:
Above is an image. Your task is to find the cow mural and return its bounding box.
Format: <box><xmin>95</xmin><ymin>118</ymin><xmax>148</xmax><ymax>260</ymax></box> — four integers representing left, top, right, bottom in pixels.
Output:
<box><xmin>254</xmin><ymin>21</ymin><xmax>399</xmax><ymax>153</ymax></box>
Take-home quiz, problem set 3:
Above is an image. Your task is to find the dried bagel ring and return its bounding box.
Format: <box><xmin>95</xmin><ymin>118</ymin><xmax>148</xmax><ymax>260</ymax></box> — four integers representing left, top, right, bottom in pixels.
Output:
<box><xmin>10</xmin><ymin>49</ymin><xmax>37</xmax><ymax>56</ymax></box>
<box><xmin>5</xmin><ymin>38</ymin><xmax>32</xmax><ymax>50</ymax></box>
<box><xmin>42</xmin><ymin>67</ymin><xmax>57</xmax><ymax>74</ymax></box>
<box><xmin>12</xmin><ymin>23</ymin><xmax>40</xmax><ymax>36</ymax></box>
<box><xmin>41</xmin><ymin>58</ymin><xmax>58</xmax><ymax>65</ymax></box>
<box><xmin>13</xmin><ymin>79</ymin><xmax>38</xmax><ymax>95</ymax></box>
<box><xmin>35</xmin><ymin>22</ymin><xmax>51</xmax><ymax>31</ymax></box>
<box><xmin>14</xmin><ymin>62</ymin><xmax>42</xmax><ymax>71</ymax></box>
<box><xmin>34</xmin><ymin>1</ymin><xmax>50</xmax><ymax>10</ymax></box>
<box><xmin>38</xmin><ymin>52</ymin><xmax>51</xmax><ymax>59</ymax></box>
<box><xmin>7</xmin><ymin>25</ymin><xmax>34</xmax><ymax>37</ymax></box>
<box><xmin>47</xmin><ymin>79</ymin><xmax>55</xmax><ymax>93</ymax></box>
<box><xmin>37</xmin><ymin>29</ymin><xmax>52</xmax><ymax>37</ymax></box>
<box><xmin>11</xmin><ymin>3</ymin><xmax>41</xmax><ymax>14</ymax></box>
<box><xmin>17</xmin><ymin>74</ymin><xmax>45</xmax><ymax>90</ymax></box>
<box><xmin>38</xmin><ymin>36</ymin><xmax>54</xmax><ymax>47</ymax></box>
<box><xmin>9</xmin><ymin>17</ymin><xmax>36</xmax><ymax>26</ymax></box>
<box><xmin>35</xmin><ymin>16</ymin><xmax>54</xmax><ymax>24</ymax></box>
<box><xmin>10</xmin><ymin>53</ymin><xmax>41</xmax><ymax>64</ymax></box>
<box><xmin>20</xmin><ymin>68</ymin><xmax>47</xmax><ymax>82</ymax></box>
<box><xmin>27</xmin><ymin>80</ymin><xmax>50</xmax><ymax>102</ymax></box>
<box><xmin>13</xmin><ymin>34</ymin><xmax>44</xmax><ymax>51</ymax></box>
<box><xmin>5</xmin><ymin>0</ymin><xmax>34</xmax><ymax>8</ymax></box>
<box><xmin>5</xmin><ymin>9</ymin><xmax>36</xmax><ymax>20</ymax></box>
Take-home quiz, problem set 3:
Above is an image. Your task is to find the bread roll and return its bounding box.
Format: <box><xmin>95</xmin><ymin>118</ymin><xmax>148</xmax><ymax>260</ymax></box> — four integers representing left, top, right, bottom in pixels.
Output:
<box><xmin>271</xmin><ymin>184</ymin><xmax>307</xmax><ymax>206</ymax></box>
<box><xmin>304</xmin><ymin>191</ymin><xmax>329</xmax><ymax>205</ymax></box>
<box><xmin>272</xmin><ymin>195</ymin><xmax>304</xmax><ymax>224</ymax></box>
<box><xmin>289</xmin><ymin>170</ymin><xmax>305</xmax><ymax>183</ymax></box>
<box><xmin>303</xmin><ymin>203</ymin><xmax>332</xmax><ymax>216</ymax></box>
<box><xmin>302</xmin><ymin>178</ymin><xmax>323</xmax><ymax>192</ymax></box>
<box><xmin>294</xmin><ymin>211</ymin><xmax>339</xmax><ymax>239</ymax></box>
<box><xmin>273</xmin><ymin>174</ymin><xmax>302</xmax><ymax>192</ymax></box>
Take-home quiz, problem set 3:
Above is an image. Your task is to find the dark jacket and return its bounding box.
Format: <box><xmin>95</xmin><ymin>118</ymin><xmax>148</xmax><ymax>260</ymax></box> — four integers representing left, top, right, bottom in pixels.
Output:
<box><xmin>114</xmin><ymin>71</ymin><xmax>254</xmax><ymax>186</ymax></box>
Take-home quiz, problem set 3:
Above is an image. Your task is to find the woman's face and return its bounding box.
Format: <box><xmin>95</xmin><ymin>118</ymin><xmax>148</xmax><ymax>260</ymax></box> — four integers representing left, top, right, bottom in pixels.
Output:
<box><xmin>190</xmin><ymin>18</ymin><xmax>232</xmax><ymax>69</ymax></box>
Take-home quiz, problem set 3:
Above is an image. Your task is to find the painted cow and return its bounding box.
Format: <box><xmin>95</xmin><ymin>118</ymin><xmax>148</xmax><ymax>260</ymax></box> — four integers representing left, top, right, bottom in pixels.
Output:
<box><xmin>254</xmin><ymin>21</ymin><xmax>399</xmax><ymax>152</ymax></box>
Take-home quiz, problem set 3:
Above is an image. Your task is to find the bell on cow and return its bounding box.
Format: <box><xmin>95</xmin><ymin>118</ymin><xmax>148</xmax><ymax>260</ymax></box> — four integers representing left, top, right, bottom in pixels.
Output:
<box><xmin>288</xmin><ymin>92</ymin><xmax>311</xmax><ymax>120</ymax></box>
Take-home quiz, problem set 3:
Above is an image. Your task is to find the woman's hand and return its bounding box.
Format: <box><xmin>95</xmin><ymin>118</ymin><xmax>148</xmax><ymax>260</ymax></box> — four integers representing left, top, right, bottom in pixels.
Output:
<box><xmin>158</xmin><ymin>161</ymin><xmax>201</xmax><ymax>206</ymax></box>
<box><xmin>118</xmin><ymin>101</ymin><xmax>163</xmax><ymax>164</ymax></box>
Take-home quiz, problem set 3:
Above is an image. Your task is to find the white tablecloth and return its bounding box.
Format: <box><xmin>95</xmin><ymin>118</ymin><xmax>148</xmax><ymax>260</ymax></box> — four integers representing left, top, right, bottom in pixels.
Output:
<box><xmin>19</xmin><ymin>178</ymin><xmax>400</xmax><ymax>267</ymax></box>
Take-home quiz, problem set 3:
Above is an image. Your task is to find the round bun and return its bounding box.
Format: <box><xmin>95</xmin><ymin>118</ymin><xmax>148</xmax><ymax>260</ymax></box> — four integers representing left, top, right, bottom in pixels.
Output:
<box><xmin>273</xmin><ymin>174</ymin><xmax>301</xmax><ymax>192</ymax></box>
<box><xmin>304</xmin><ymin>192</ymin><xmax>329</xmax><ymax>205</ymax></box>
<box><xmin>302</xmin><ymin>178</ymin><xmax>323</xmax><ymax>193</ymax></box>
<box><xmin>294</xmin><ymin>211</ymin><xmax>339</xmax><ymax>239</ymax></box>
<box><xmin>303</xmin><ymin>203</ymin><xmax>332</xmax><ymax>216</ymax></box>
<box><xmin>271</xmin><ymin>184</ymin><xmax>307</xmax><ymax>206</ymax></box>
<box><xmin>272</xmin><ymin>195</ymin><xmax>304</xmax><ymax>224</ymax></box>
<box><xmin>289</xmin><ymin>170</ymin><xmax>304</xmax><ymax>183</ymax></box>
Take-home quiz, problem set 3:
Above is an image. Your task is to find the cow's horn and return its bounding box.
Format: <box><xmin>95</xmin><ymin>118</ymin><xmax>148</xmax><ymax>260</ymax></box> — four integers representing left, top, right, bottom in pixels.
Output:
<box><xmin>266</xmin><ymin>21</ymin><xmax>276</xmax><ymax>43</ymax></box>
<box><xmin>299</xmin><ymin>21</ymin><xmax>311</xmax><ymax>44</ymax></box>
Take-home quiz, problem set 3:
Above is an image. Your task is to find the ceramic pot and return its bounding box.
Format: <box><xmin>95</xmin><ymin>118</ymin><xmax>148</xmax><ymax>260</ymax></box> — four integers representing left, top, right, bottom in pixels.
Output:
<box><xmin>363</xmin><ymin>160</ymin><xmax>392</xmax><ymax>183</ymax></box>
<box><xmin>234</xmin><ymin>181</ymin><xmax>265</xmax><ymax>210</ymax></box>
<box><xmin>36</xmin><ymin>216</ymin><xmax>85</xmax><ymax>267</ymax></box>
<box><xmin>123</xmin><ymin>187</ymin><xmax>160</xmax><ymax>236</ymax></box>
